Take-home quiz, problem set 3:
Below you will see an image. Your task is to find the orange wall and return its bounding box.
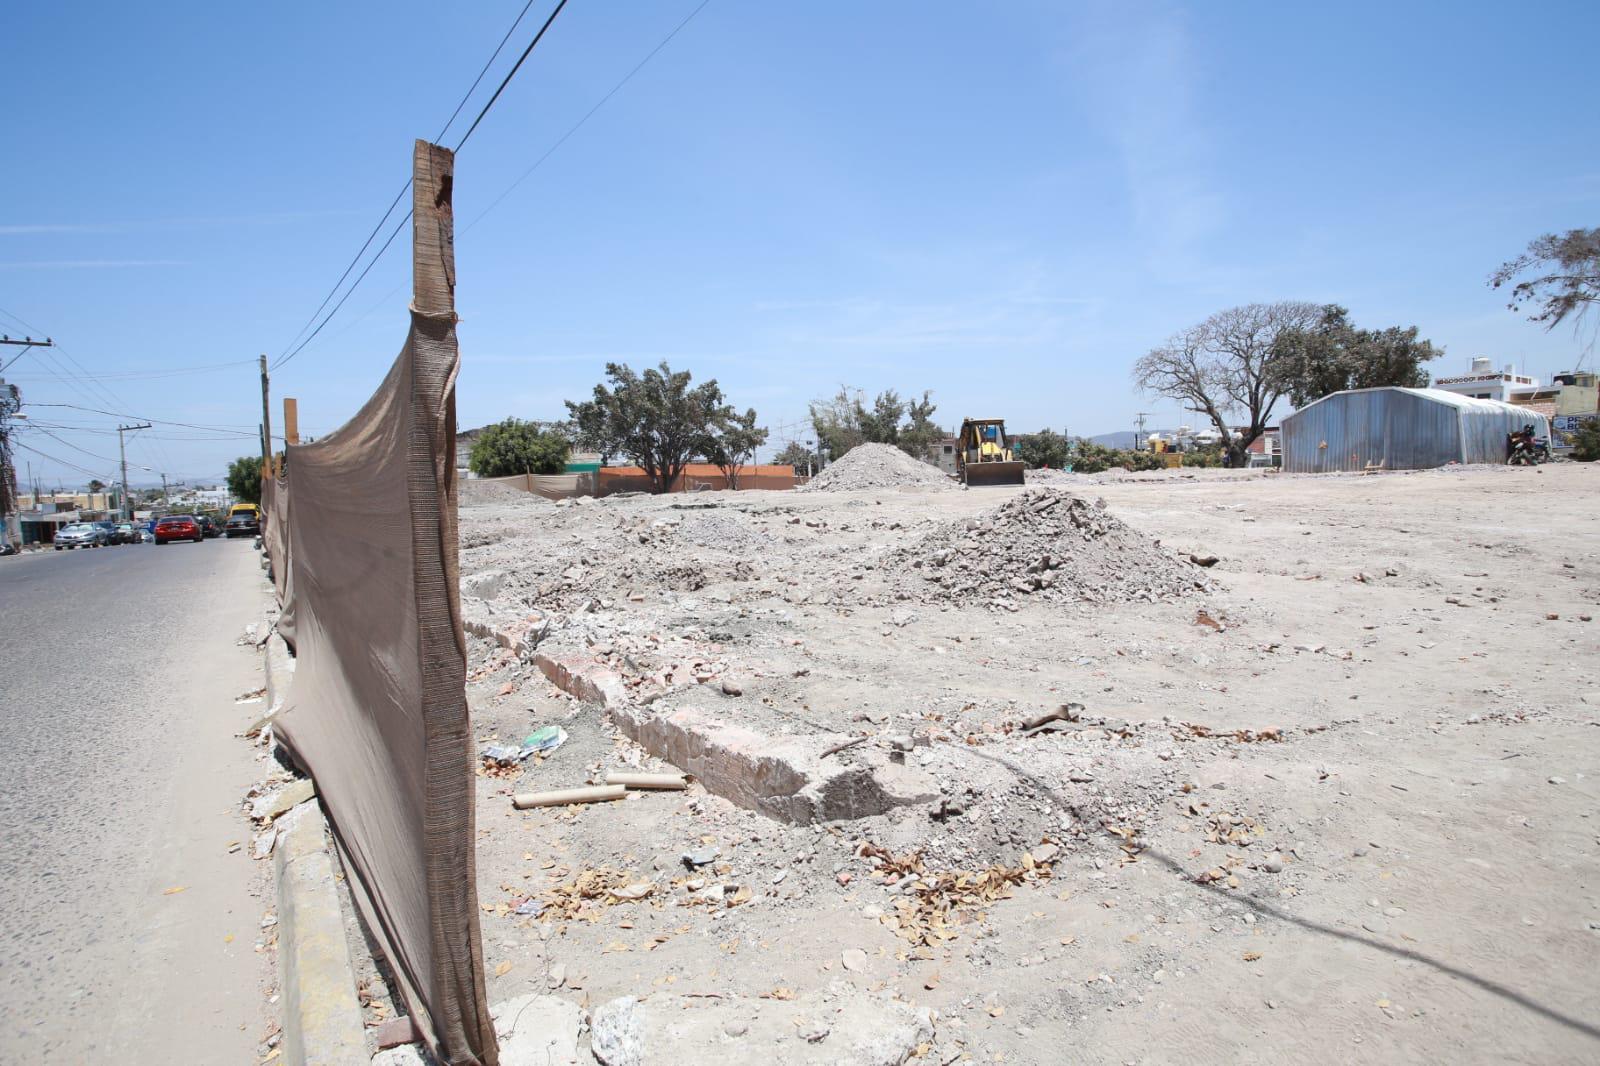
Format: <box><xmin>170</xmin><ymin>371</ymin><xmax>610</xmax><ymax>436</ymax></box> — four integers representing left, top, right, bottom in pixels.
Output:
<box><xmin>597</xmin><ymin>463</ymin><xmax>796</xmax><ymax>495</ymax></box>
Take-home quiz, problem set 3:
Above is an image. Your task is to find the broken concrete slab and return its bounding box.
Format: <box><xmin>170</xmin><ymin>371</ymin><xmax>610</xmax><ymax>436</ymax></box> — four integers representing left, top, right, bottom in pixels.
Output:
<box><xmin>462</xmin><ymin>595</ymin><xmax>548</xmax><ymax>658</ymax></box>
<box><xmin>371</xmin><ymin>1045</ymin><xmax>430</xmax><ymax>1066</ymax></box>
<box><xmin>611</xmin><ymin>704</ymin><xmax>938</xmax><ymax>825</ymax></box>
<box><xmin>490</xmin><ymin>993</ymin><xmax>582</xmax><ymax>1066</ymax></box>
<box><xmin>251</xmin><ymin>777</ymin><xmax>316</xmax><ymax>822</ymax></box>
<box><xmin>534</xmin><ymin>651</ymin><xmax>628</xmax><ymax>706</ymax></box>
<box><xmin>591</xmin><ymin>988</ymin><xmax>934</xmax><ymax>1066</ymax></box>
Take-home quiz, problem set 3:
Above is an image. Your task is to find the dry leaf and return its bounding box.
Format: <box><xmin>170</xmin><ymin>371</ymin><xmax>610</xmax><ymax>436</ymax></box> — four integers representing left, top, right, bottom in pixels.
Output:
<box><xmin>1243</xmin><ymin>951</ymin><xmax>1262</xmax><ymax>962</ymax></box>
<box><xmin>162</xmin><ymin>886</ymin><xmax>188</xmax><ymax>896</ymax></box>
<box><xmin>494</xmin><ymin>961</ymin><xmax>513</xmax><ymax>977</ymax></box>
<box><xmin>988</xmin><ymin>1005</ymin><xmax>1005</xmax><ymax>1018</ymax></box>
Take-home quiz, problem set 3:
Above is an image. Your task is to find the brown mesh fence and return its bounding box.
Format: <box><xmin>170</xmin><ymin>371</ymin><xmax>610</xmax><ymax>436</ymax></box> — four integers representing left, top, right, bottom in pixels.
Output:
<box><xmin>261</xmin><ymin>140</ymin><xmax>496</xmax><ymax>1065</ymax></box>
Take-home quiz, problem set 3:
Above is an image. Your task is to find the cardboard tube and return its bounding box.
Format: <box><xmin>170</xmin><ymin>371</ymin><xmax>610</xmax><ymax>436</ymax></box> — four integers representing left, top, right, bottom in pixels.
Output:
<box><xmin>512</xmin><ymin>784</ymin><xmax>626</xmax><ymax>809</ymax></box>
<box><xmin>604</xmin><ymin>772</ymin><xmax>688</xmax><ymax>791</ymax></box>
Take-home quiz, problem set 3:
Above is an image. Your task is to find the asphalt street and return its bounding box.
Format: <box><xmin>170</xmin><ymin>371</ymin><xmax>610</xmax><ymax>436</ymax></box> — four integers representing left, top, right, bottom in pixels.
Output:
<box><xmin>0</xmin><ymin>536</ymin><xmax>270</xmax><ymax>1062</ymax></box>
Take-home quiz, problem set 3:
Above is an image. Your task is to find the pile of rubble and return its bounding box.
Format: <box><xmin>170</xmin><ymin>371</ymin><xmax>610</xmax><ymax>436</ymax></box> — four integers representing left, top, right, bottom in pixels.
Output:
<box><xmin>891</xmin><ymin>489</ymin><xmax>1205</xmax><ymax>607</ymax></box>
<box><xmin>802</xmin><ymin>443</ymin><xmax>954</xmax><ymax>493</ymax></box>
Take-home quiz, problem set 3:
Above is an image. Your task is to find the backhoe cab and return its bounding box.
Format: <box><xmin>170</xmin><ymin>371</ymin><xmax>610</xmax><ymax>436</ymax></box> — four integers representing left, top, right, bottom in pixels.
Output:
<box><xmin>956</xmin><ymin>418</ymin><xmax>1026</xmax><ymax>487</ymax></box>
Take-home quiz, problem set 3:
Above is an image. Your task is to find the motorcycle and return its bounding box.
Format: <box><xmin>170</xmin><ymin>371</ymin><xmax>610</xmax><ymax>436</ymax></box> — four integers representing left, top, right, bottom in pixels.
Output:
<box><xmin>1506</xmin><ymin>427</ymin><xmax>1548</xmax><ymax>465</ymax></box>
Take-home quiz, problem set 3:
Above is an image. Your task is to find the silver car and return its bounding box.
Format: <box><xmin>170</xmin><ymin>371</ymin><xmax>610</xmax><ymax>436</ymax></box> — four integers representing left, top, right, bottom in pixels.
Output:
<box><xmin>53</xmin><ymin>523</ymin><xmax>109</xmax><ymax>550</ymax></box>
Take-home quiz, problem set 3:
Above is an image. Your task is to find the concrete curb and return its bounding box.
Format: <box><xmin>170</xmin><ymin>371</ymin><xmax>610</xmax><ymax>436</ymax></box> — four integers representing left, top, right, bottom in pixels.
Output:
<box><xmin>261</xmin><ymin>604</ymin><xmax>367</xmax><ymax>1066</ymax></box>
<box><xmin>274</xmin><ymin>803</ymin><xmax>368</xmax><ymax>1066</ymax></box>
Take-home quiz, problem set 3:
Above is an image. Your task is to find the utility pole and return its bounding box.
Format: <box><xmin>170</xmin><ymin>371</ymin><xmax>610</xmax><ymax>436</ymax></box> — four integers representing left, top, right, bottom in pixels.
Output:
<box><xmin>1134</xmin><ymin>412</ymin><xmax>1152</xmax><ymax>452</ymax></box>
<box><xmin>161</xmin><ymin>473</ymin><xmax>170</xmax><ymax>510</ymax></box>
<box><xmin>0</xmin><ymin>335</ymin><xmax>53</xmax><ymax>375</ymax></box>
<box><xmin>117</xmin><ymin>423</ymin><xmax>151</xmax><ymax>520</ymax></box>
<box><xmin>281</xmin><ymin>397</ymin><xmax>298</xmax><ymax>478</ymax></box>
<box><xmin>259</xmin><ymin>354</ymin><xmax>273</xmax><ymax>478</ymax></box>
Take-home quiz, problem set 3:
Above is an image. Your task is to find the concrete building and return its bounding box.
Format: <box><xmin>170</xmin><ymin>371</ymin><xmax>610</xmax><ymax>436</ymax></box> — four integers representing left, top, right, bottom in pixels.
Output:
<box><xmin>1432</xmin><ymin>356</ymin><xmax>1540</xmax><ymax>402</ymax></box>
<box><xmin>927</xmin><ymin>437</ymin><xmax>959</xmax><ymax>475</ymax></box>
<box><xmin>1281</xmin><ymin>387</ymin><xmax>1549</xmax><ymax>473</ymax></box>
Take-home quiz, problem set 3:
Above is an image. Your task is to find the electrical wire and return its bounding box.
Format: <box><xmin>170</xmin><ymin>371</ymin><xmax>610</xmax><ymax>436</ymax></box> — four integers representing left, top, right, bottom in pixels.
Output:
<box><xmin>452</xmin><ymin>0</ymin><xmax>570</xmax><ymax>152</ymax></box>
<box><xmin>24</xmin><ymin>402</ymin><xmax>262</xmax><ymax>435</ymax></box>
<box><xmin>464</xmin><ymin>0</ymin><xmax>712</xmax><ymax>234</ymax></box>
<box><xmin>273</xmin><ymin>0</ymin><xmax>566</xmax><ymax>372</ymax></box>
<box><xmin>11</xmin><ymin>440</ymin><xmax>105</xmax><ymax>480</ymax></box>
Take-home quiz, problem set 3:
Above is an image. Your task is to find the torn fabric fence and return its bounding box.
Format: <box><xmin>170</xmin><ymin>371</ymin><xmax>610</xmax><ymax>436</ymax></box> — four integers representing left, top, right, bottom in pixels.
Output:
<box><xmin>266</xmin><ymin>140</ymin><xmax>497</xmax><ymax>1065</ymax></box>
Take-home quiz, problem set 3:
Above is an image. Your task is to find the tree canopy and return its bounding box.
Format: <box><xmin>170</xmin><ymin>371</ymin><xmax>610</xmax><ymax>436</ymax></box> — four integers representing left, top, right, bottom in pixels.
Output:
<box><xmin>808</xmin><ymin>386</ymin><xmax>941</xmax><ymax>461</ymax></box>
<box><xmin>566</xmin><ymin>362</ymin><xmax>762</xmax><ymax>494</ymax></box>
<box><xmin>1490</xmin><ymin>227</ymin><xmax>1600</xmax><ymax>332</ymax></box>
<box><xmin>467</xmin><ymin>418</ymin><xmax>571</xmax><ymax>478</ymax></box>
<box><xmin>226</xmin><ymin>456</ymin><xmax>262</xmax><ymax>505</ymax></box>
<box><xmin>1013</xmin><ymin>429</ymin><xmax>1072</xmax><ymax>469</ymax></box>
<box><xmin>1133</xmin><ymin>301</ymin><xmax>1320</xmax><ymax>466</ymax></box>
<box><xmin>772</xmin><ymin>441</ymin><xmax>818</xmax><ymax>476</ymax></box>
<box><xmin>704</xmin><ymin>407</ymin><xmax>769</xmax><ymax>489</ymax></box>
<box><xmin>1269</xmin><ymin>305</ymin><xmax>1441</xmax><ymax>408</ymax></box>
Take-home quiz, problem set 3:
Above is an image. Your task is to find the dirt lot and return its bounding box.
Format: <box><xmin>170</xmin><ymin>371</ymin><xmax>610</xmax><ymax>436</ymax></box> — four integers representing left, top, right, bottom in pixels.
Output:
<box><xmin>451</xmin><ymin>460</ymin><xmax>1599</xmax><ymax>1065</ymax></box>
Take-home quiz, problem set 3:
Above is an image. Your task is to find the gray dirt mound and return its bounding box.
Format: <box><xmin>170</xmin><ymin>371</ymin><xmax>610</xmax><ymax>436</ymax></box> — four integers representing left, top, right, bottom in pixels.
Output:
<box><xmin>802</xmin><ymin>443</ymin><xmax>954</xmax><ymax>493</ymax></box>
<box><xmin>461</xmin><ymin>479</ymin><xmax>538</xmax><ymax>504</ymax></box>
<box><xmin>892</xmin><ymin>489</ymin><xmax>1204</xmax><ymax>606</ymax></box>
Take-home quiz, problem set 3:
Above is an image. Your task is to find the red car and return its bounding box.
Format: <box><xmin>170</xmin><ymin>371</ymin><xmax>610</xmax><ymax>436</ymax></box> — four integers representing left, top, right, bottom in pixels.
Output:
<box><xmin>154</xmin><ymin>515</ymin><xmax>206</xmax><ymax>544</ymax></box>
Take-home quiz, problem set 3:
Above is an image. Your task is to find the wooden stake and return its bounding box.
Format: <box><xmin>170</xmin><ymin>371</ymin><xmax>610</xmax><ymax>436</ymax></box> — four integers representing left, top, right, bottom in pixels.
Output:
<box><xmin>604</xmin><ymin>772</ymin><xmax>687</xmax><ymax>790</ymax></box>
<box><xmin>512</xmin><ymin>784</ymin><xmax>626</xmax><ymax>810</ymax></box>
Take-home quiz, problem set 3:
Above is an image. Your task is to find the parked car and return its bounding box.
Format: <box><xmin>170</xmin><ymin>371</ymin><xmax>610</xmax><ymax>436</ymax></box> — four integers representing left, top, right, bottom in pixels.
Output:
<box><xmin>94</xmin><ymin>521</ymin><xmax>126</xmax><ymax>545</ymax></box>
<box><xmin>113</xmin><ymin>522</ymin><xmax>141</xmax><ymax>544</ymax></box>
<box><xmin>154</xmin><ymin>515</ymin><xmax>205</xmax><ymax>544</ymax></box>
<box><xmin>225</xmin><ymin>510</ymin><xmax>261</xmax><ymax>538</ymax></box>
<box><xmin>196</xmin><ymin>514</ymin><xmax>222</xmax><ymax>539</ymax></box>
<box><xmin>54</xmin><ymin>523</ymin><xmax>109</xmax><ymax>549</ymax></box>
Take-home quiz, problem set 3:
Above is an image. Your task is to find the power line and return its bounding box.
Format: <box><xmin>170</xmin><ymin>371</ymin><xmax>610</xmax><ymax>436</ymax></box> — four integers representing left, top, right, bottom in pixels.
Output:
<box><xmin>273</xmin><ymin>0</ymin><xmax>568</xmax><ymax>371</ymax></box>
<box><xmin>11</xmin><ymin>439</ymin><xmax>106</xmax><ymax>480</ymax></box>
<box><xmin>452</xmin><ymin>0</ymin><xmax>571</xmax><ymax>152</ymax></box>
<box><xmin>24</xmin><ymin>402</ymin><xmax>261</xmax><ymax>435</ymax></box>
<box><xmin>464</xmin><ymin>0</ymin><xmax>713</xmax><ymax>234</ymax></box>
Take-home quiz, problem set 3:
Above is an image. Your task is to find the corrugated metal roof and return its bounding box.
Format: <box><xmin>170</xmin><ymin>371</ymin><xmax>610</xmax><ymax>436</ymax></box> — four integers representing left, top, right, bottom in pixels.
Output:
<box><xmin>1292</xmin><ymin>386</ymin><xmax>1533</xmax><ymax>417</ymax></box>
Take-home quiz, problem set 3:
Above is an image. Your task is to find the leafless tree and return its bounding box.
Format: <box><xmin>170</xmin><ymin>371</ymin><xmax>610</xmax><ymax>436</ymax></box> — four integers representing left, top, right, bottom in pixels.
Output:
<box><xmin>1133</xmin><ymin>301</ymin><xmax>1320</xmax><ymax>466</ymax></box>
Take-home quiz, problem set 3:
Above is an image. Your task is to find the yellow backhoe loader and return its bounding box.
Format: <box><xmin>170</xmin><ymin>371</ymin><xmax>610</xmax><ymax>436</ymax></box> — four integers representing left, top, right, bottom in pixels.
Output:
<box><xmin>956</xmin><ymin>417</ymin><xmax>1026</xmax><ymax>487</ymax></box>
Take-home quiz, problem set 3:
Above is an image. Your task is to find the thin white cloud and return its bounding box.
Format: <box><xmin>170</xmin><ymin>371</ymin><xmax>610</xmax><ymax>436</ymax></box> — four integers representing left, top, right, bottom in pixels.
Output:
<box><xmin>0</xmin><ymin>210</ymin><xmax>360</xmax><ymax>236</ymax></box>
<box><xmin>0</xmin><ymin>259</ymin><xmax>187</xmax><ymax>268</ymax></box>
<box><xmin>1065</xmin><ymin>4</ymin><xmax>1227</xmax><ymax>279</ymax></box>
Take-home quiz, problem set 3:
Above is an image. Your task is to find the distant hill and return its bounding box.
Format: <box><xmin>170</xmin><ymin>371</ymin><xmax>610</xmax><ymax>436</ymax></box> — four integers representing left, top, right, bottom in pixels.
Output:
<box><xmin>1087</xmin><ymin>429</ymin><xmax>1182</xmax><ymax>450</ymax></box>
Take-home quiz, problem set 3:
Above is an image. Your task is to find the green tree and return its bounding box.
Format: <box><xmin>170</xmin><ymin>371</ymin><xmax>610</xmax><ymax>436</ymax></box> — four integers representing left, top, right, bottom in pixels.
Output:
<box><xmin>1269</xmin><ymin>305</ymin><xmax>1441</xmax><ymax>408</ymax></box>
<box><xmin>226</xmin><ymin>456</ymin><xmax>263</xmax><ymax>505</ymax></box>
<box><xmin>1491</xmin><ymin>227</ymin><xmax>1600</xmax><ymax>331</ymax></box>
<box><xmin>898</xmin><ymin>391</ymin><xmax>942</xmax><ymax>459</ymax></box>
<box><xmin>1568</xmin><ymin>417</ymin><xmax>1600</xmax><ymax>462</ymax></box>
<box><xmin>87</xmin><ymin>478</ymin><xmax>106</xmax><ymax>493</ymax></box>
<box><xmin>566</xmin><ymin>362</ymin><xmax>732</xmax><ymax>494</ymax></box>
<box><xmin>808</xmin><ymin>385</ymin><xmax>940</xmax><ymax>461</ymax></box>
<box><xmin>773</xmin><ymin>441</ymin><xmax>818</xmax><ymax>476</ymax></box>
<box><xmin>705</xmin><ymin>407</ymin><xmax>769</xmax><ymax>489</ymax></box>
<box><xmin>1134</xmin><ymin>301</ymin><xmax>1321</xmax><ymax>468</ymax></box>
<box><xmin>1014</xmin><ymin>429</ymin><xmax>1072</xmax><ymax>469</ymax></box>
<box><xmin>467</xmin><ymin>418</ymin><xmax>571</xmax><ymax>478</ymax></box>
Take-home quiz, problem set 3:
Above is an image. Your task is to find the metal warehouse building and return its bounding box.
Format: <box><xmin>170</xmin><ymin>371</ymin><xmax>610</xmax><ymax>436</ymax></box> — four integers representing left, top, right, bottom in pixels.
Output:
<box><xmin>1280</xmin><ymin>387</ymin><xmax>1550</xmax><ymax>473</ymax></box>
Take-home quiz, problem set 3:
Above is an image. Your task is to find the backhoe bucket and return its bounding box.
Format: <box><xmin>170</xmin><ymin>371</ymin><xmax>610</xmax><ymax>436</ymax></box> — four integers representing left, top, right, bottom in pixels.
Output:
<box><xmin>961</xmin><ymin>460</ymin><xmax>1025</xmax><ymax>487</ymax></box>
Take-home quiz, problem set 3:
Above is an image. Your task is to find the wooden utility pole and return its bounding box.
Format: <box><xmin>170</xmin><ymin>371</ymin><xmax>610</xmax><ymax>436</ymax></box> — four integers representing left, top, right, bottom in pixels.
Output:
<box><xmin>259</xmin><ymin>354</ymin><xmax>273</xmax><ymax>477</ymax></box>
<box><xmin>280</xmin><ymin>397</ymin><xmax>298</xmax><ymax>477</ymax></box>
<box><xmin>117</xmin><ymin>422</ymin><xmax>151</xmax><ymax>520</ymax></box>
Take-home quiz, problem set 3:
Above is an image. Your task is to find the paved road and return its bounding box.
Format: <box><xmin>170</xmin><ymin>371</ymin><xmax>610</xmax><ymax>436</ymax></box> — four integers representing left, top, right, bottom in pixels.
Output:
<box><xmin>0</xmin><ymin>537</ymin><xmax>270</xmax><ymax>1062</ymax></box>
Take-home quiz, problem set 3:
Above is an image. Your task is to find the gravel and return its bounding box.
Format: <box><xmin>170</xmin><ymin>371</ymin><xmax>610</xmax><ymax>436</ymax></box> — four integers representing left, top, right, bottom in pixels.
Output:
<box><xmin>890</xmin><ymin>488</ymin><xmax>1206</xmax><ymax>606</ymax></box>
<box><xmin>802</xmin><ymin>443</ymin><xmax>954</xmax><ymax>493</ymax></box>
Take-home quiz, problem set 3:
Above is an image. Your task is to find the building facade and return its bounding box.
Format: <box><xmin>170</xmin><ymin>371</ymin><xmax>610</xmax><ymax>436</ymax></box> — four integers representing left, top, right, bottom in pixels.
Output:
<box><xmin>1432</xmin><ymin>357</ymin><xmax>1540</xmax><ymax>402</ymax></box>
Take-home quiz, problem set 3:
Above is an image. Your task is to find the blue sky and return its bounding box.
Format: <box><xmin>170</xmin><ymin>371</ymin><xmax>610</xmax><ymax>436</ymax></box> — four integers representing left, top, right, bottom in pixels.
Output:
<box><xmin>4</xmin><ymin>0</ymin><xmax>1597</xmax><ymax>486</ymax></box>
